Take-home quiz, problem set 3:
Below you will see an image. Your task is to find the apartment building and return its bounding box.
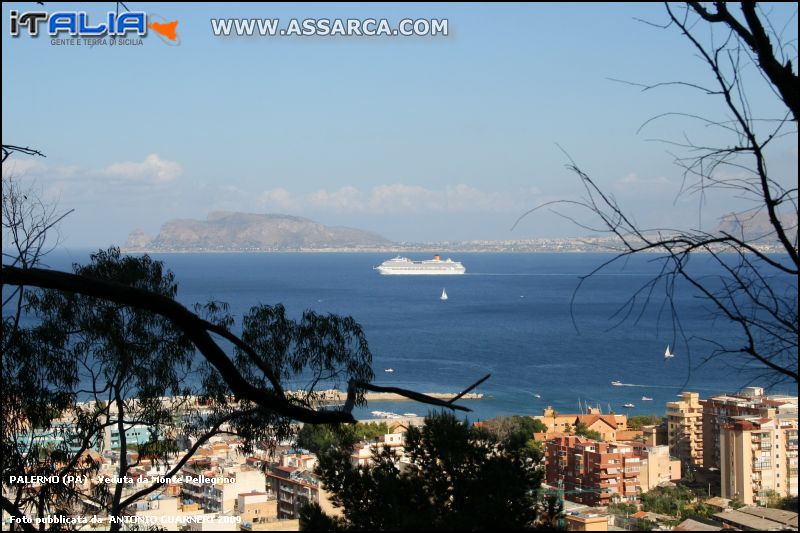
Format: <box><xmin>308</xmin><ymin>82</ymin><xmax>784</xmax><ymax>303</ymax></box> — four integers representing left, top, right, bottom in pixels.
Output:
<box><xmin>667</xmin><ymin>392</ymin><xmax>704</xmax><ymax>467</ymax></box>
<box><xmin>237</xmin><ymin>491</ymin><xmax>278</xmax><ymax>526</ymax></box>
<box><xmin>545</xmin><ymin>436</ymin><xmax>641</xmax><ymax>506</ymax></box>
<box><xmin>350</xmin><ymin>432</ymin><xmax>405</xmax><ymax>467</ymax></box>
<box><xmin>702</xmin><ymin>387</ymin><xmax>796</xmax><ymax>469</ymax></box>
<box><xmin>634</xmin><ymin>445</ymin><xmax>681</xmax><ymax>491</ymax></box>
<box><xmin>267</xmin><ymin>465</ymin><xmax>340</xmax><ymax>520</ymax></box>
<box><xmin>268</xmin><ymin>465</ymin><xmax>319</xmax><ymax>519</ymax></box>
<box><xmin>181</xmin><ymin>466</ymin><xmax>266</xmax><ymax>513</ymax></box>
<box><xmin>537</xmin><ymin>407</ymin><xmax>627</xmax><ymax>435</ymax></box>
<box><xmin>129</xmin><ymin>496</ymin><xmax>205</xmax><ymax>532</ymax></box>
<box><xmin>720</xmin><ymin>417</ymin><xmax>798</xmax><ymax>505</ymax></box>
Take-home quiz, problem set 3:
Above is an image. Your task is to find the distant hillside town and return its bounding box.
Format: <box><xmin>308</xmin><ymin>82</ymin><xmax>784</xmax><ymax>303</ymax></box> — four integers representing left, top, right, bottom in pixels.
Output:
<box><xmin>123</xmin><ymin>211</ymin><xmax>790</xmax><ymax>254</ymax></box>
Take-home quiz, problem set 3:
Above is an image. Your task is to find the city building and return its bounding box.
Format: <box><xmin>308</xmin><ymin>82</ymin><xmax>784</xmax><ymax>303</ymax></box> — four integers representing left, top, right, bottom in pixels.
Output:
<box><xmin>237</xmin><ymin>491</ymin><xmax>278</xmax><ymax>527</ymax></box>
<box><xmin>667</xmin><ymin>392</ymin><xmax>704</xmax><ymax>467</ymax></box>
<box><xmin>564</xmin><ymin>509</ymin><xmax>609</xmax><ymax>531</ymax></box>
<box><xmin>702</xmin><ymin>387</ymin><xmax>796</xmax><ymax>469</ymax></box>
<box><xmin>267</xmin><ymin>465</ymin><xmax>341</xmax><ymax>522</ymax></box>
<box><xmin>535</xmin><ymin>408</ymin><xmax>630</xmax><ymax>442</ymax></box>
<box><xmin>641</xmin><ymin>423</ymin><xmax>667</xmax><ymax>447</ymax></box>
<box><xmin>129</xmin><ymin>495</ymin><xmax>204</xmax><ymax>532</ymax></box>
<box><xmin>719</xmin><ymin>417</ymin><xmax>798</xmax><ymax>505</ymax></box>
<box><xmin>713</xmin><ymin>506</ymin><xmax>798</xmax><ymax>531</ymax></box>
<box><xmin>350</xmin><ymin>432</ymin><xmax>405</xmax><ymax>467</ymax></box>
<box><xmin>545</xmin><ymin>436</ymin><xmax>641</xmax><ymax>506</ymax></box>
<box><xmin>634</xmin><ymin>444</ymin><xmax>681</xmax><ymax>491</ymax></box>
<box><xmin>180</xmin><ymin>466</ymin><xmax>266</xmax><ymax>513</ymax></box>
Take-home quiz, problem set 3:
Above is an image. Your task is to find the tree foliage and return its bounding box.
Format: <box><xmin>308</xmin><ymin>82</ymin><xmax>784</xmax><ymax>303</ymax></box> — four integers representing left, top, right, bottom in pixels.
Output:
<box><xmin>296</xmin><ymin>422</ymin><xmax>390</xmax><ymax>456</ymax></box>
<box><xmin>480</xmin><ymin>415</ymin><xmax>548</xmax><ymax>458</ymax></box>
<box><xmin>1</xmin><ymin>247</ymin><xmax>375</xmax><ymax>530</ymax></box>
<box><xmin>573</xmin><ymin>421</ymin><xmax>603</xmax><ymax>441</ymax></box>
<box><xmin>641</xmin><ymin>485</ymin><xmax>698</xmax><ymax>517</ymax></box>
<box><xmin>303</xmin><ymin>411</ymin><xmax>559</xmax><ymax>530</ymax></box>
<box><xmin>628</xmin><ymin>415</ymin><xmax>666</xmax><ymax>430</ymax></box>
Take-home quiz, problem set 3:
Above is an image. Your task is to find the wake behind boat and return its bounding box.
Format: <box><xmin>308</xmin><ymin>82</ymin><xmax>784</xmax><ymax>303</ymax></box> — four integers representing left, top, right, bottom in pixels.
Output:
<box><xmin>375</xmin><ymin>255</ymin><xmax>466</xmax><ymax>275</ymax></box>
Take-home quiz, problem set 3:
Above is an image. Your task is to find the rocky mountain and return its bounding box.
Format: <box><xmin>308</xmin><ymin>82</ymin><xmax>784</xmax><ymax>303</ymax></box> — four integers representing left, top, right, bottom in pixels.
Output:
<box><xmin>124</xmin><ymin>211</ymin><xmax>392</xmax><ymax>251</ymax></box>
<box><xmin>716</xmin><ymin>211</ymin><xmax>797</xmax><ymax>241</ymax></box>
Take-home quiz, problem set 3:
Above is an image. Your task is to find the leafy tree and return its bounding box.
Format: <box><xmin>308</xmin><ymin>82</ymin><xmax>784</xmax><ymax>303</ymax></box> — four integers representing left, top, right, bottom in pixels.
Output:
<box><xmin>687</xmin><ymin>503</ymin><xmax>717</xmax><ymax>520</ymax></box>
<box><xmin>776</xmin><ymin>495</ymin><xmax>797</xmax><ymax>512</ymax></box>
<box><xmin>481</xmin><ymin>415</ymin><xmax>549</xmax><ymax>459</ymax></box>
<box><xmin>730</xmin><ymin>499</ymin><xmax>745</xmax><ymax>510</ymax></box>
<box><xmin>574</xmin><ymin>421</ymin><xmax>603</xmax><ymax>441</ymax></box>
<box><xmin>641</xmin><ymin>485</ymin><xmax>697</xmax><ymax>517</ymax></box>
<box><xmin>3</xmin><ymin>247</ymin><xmax>388</xmax><ymax>530</ymax></box>
<box><xmin>296</xmin><ymin>422</ymin><xmax>390</xmax><ymax>455</ymax></box>
<box><xmin>628</xmin><ymin>415</ymin><xmax>665</xmax><ymax>430</ymax></box>
<box><xmin>763</xmin><ymin>489</ymin><xmax>783</xmax><ymax>509</ymax></box>
<box><xmin>2</xmin><ymin>170</ymin><xmax>484</xmax><ymax>531</ymax></box>
<box><xmin>607</xmin><ymin>502</ymin><xmax>638</xmax><ymax>516</ymax></box>
<box><xmin>303</xmin><ymin>411</ymin><xmax>557</xmax><ymax>530</ymax></box>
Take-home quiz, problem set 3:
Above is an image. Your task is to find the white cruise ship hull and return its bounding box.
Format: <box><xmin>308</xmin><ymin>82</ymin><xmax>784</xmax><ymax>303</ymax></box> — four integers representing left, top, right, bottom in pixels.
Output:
<box><xmin>375</xmin><ymin>255</ymin><xmax>466</xmax><ymax>275</ymax></box>
<box><xmin>376</xmin><ymin>268</ymin><xmax>465</xmax><ymax>275</ymax></box>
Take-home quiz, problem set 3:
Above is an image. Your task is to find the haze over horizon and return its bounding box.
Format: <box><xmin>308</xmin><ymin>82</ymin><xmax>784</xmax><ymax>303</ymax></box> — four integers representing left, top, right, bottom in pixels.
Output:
<box><xmin>3</xmin><ymin>3</ymin><xmax>797</xmax><ymax>247</ymax></box>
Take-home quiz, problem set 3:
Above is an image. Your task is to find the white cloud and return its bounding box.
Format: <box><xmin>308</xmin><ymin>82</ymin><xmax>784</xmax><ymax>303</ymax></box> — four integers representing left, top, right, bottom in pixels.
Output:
<box><xmin>308</xmin><ymin>186</ymin><xmax>364</xmax><ymax>211</ymax></box>
<box><xmin>303</xmin><ymin>183</ymin><xmax>539</xmax><ymax>214</ymax></box>
<box><xmin>257</xmin><ymin>187</ymin><xmax>299</xmax><ymax>211</ymax></box>
<box><xmin>366</xmin><ymin>184</ymin><xmax>437</xmax><ymax>212</ymax></box>
<box><xmin>618</xmin><ymin>172</ymin><xmax>669</xmax><ymax>185</ymax></box>
<box><xmin>104</xmin><ymin>154</ymin><xmax>182</xmax><ymax>184</ymax></box>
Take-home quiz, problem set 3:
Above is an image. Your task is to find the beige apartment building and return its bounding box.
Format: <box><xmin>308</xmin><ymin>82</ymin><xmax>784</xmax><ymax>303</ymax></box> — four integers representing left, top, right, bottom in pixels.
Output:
<box><xmin>702</xmin><ymin>387</ymin><xmax>796</xmax><ymax>469</ymax></box>
<box><xmin>667</xmin><ymin>392</ymin><xmax>704</xmax><ymax>467</ymax></box>
<box><xmin>720</xmin><ymin>417</ymin><xmax>799</xmax><ymax>505</ymax></box>
<box><xmin>635</xmin><ymin>445</ymin><xmax>681</xmax><ymax>491</ymax></box>
<box><xmin>180</xmin><ymin>466</ymin><xmax>266</xmax><ymax>514</ymax></box>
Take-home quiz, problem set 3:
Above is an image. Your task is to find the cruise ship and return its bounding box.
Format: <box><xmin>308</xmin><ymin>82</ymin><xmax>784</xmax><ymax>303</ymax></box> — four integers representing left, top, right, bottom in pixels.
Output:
<box><xmin>375</xmin><ymin>255</ymin><xmax>466</xmax><ymax>275</ymax></box>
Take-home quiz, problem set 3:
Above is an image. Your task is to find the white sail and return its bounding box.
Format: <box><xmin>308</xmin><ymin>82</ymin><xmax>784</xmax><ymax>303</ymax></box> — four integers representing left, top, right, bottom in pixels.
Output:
<box><xmin>664</xmin><ymin>345</ymin><xmax>674</xmax><ymax>359</ymax></box>
<box><xmin>440</xmin><ymin>288</ymin><xmax>448</xmax><ymax>301</ymax></box>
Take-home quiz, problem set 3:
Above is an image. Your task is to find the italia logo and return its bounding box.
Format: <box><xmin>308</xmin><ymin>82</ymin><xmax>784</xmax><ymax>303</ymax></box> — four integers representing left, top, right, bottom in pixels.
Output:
<box><xmin>9</xmin><ymin>10</ymin><xmax>180</xmax><ymax>45</ymax></box>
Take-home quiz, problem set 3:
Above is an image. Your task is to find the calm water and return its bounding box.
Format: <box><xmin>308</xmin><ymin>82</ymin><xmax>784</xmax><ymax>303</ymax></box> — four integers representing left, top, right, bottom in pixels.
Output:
<box><xmin>35</xmin><ymin>250</ymin><xmax>795</xmax><ymax>422</ymax></box>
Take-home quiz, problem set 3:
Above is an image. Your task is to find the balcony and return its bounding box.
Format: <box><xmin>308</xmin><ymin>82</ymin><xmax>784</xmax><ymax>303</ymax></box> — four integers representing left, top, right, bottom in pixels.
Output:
<box><xmin>753</xmin><ymin>462</ymin><xmax>772</xmax><ymax>471</ymax></box>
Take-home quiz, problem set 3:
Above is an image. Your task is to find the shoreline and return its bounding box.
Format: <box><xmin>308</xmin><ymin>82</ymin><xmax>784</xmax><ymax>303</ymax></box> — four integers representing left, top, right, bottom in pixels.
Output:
<box><xmin>312</xmin><ymin>390</ymin><xmax>484</xmax><ymax>403</ymax></box>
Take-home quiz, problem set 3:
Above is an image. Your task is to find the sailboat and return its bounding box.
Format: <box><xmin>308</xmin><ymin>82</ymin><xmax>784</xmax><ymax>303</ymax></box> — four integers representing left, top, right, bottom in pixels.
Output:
<box><xmin>440</xmin><ymin>288</ymin><xmax>448</xmax><ymax>301</ymax></box>
<box><xmin>664</xmin><ymin>345</ymin><xmax>675</xmax><ymax>359</ymax></box>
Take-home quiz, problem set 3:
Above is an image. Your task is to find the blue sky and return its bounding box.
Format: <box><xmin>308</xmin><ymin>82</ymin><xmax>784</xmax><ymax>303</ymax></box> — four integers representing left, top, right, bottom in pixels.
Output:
<box><xmin>2</xmin><ymin>2</ymin><xmax>797</xmax><ymax>246</ymax></box>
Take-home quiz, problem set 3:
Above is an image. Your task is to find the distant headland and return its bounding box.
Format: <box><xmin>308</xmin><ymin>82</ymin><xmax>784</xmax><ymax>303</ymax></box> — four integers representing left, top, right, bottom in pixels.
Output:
<box><xmin>123</xmin><ymin>211</ymin><xmax>788</xmax><ymax>254</ymax></box>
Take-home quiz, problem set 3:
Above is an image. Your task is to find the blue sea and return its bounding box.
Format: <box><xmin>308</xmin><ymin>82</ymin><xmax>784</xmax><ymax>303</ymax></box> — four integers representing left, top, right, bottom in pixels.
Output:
<box><xmin>36</xmin><ymin>250</ymin><xmax>796</xmax><ymax>422</ymax></box>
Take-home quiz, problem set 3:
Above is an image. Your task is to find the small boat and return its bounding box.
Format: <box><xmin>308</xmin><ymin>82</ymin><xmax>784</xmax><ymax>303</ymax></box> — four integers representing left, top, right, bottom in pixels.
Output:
<box><xmin>440</xmin><ymin>288</ymin><xmax>448</xmax><ymax>301</ymax></box>
<box><xmin>384</xmin><ymin>368</ymin><xmax>394</xmax><ymax>373</ymax></box>
<box><xmin>664</xmin><ymin>345</ymin><xmax>675</xmax><ymax>359</ymax></box>
<box><xmin>533</xmin><ymin>394</ymin><xmax>541</xmax><ymax>399</ymax></box>
<box><xmin>611</xmin><ymin>380</ymin><xmax>623</xmax><ymax>386</ymax></box>
<box><xmin>641</xmin><ymin>396</ymin><xmax>653</xmax><ymax>401</ymax></box>
<box><xmin>623</xmin><ymin>403</ymin><xmax>635</xmax><ymax>408</ymax></box>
